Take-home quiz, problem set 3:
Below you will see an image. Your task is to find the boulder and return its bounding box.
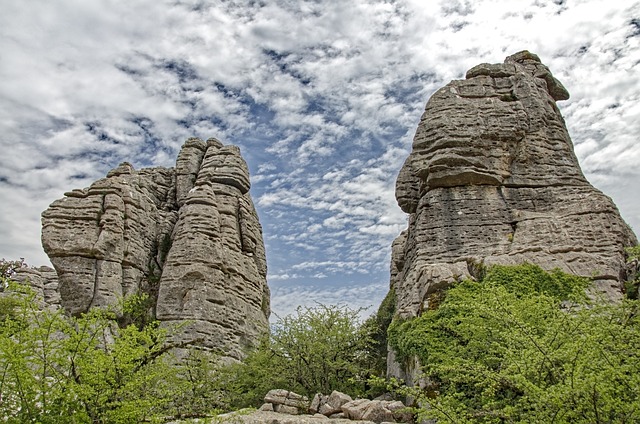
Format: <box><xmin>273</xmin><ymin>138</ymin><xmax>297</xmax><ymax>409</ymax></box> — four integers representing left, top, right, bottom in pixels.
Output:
<box><xmin>263</xmin><ymin>389</ymin><xmax>310</xmax><ymax>415</ymax></box>
<box><xmin>342</xmin><ymin>399</ymin><xmax>405</xmax><ymax>424</ymax></box>
<box><xmin>318</xmin><ymin>391</ymin><xmax>353</xmax><ymax>416</ymax></box>
<box><xmin>310</xmin><ymin>393</ymin><xmax>327</xmax><ymax>414</ymax></box>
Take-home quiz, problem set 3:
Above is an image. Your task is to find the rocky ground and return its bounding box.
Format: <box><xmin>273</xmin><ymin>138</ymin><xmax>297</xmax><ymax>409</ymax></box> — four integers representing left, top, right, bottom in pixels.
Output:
<box><xmin>170</xmin><ymin>389</ymin><xmax>414</xmax><ymax>424</ymax></box>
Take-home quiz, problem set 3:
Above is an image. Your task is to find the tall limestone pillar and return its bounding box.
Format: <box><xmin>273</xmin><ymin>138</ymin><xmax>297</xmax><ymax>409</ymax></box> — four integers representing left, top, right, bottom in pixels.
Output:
<box><xmin>389</xmin><ymin>51</ymin><xmax>637</xmax><ymax>376</ymax></box>
<box><xmin>42</xmin><ymin>137</ymin><xmax>269</xmax><ymax>361</ymax></box>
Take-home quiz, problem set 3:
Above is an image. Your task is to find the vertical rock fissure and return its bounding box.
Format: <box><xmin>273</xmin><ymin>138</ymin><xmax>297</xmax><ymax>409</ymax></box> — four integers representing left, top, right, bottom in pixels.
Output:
<box><xmin>88</xmin><ymin>193</ymin><xmax>108</xmax><ymax>312</ymax></box>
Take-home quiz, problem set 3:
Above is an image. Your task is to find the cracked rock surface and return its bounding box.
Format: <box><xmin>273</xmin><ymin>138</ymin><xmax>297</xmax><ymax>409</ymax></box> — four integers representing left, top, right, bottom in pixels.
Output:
<box><xmin>391</xmin><ymin>51</ymin><xmax>637</xmax><ymax>323</ymax></box>
<box><xmin>41</xmin><ymin>137</ymin><xmax>269</xmax><ymax>360</ymax></box>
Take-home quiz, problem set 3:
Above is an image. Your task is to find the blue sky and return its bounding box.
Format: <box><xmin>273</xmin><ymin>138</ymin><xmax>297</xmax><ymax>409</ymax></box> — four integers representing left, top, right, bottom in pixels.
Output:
<box><xmin>1</xmin><ymin>0</ymin><xmax>639</xmax><ymax>318</ymax></box>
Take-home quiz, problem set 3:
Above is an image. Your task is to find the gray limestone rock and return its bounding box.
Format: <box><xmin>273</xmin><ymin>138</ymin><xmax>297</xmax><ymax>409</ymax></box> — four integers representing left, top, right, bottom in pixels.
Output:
<box><xmin>389</xmin><ymin>51</ymin><xmax>637</xmax><ymax>374</ymax></box>
<box><xmin>41</xmin><ymin>137</ymin><xmax>270</xmax><ymax>361</ymax></box>
<box><xmin>321</xmin><ymin>390</ymin><xmax>353</xmax><ymax>416</ymax></box>
<box><xmin>310</xmin><ymin>393</ymin><xmax>327</xmax><ymax>414</ymax></box>
<box><xmin>263</xmin><ymin>389</ymin><xmax>310</xmax><ymax>414</ymax></box>
<box><xmin>342</xmin><ymin>399</ymin><xmax>401</xmax><ymax>423</ymax></box>
<box><xmin>216</xmin><ymin>410</ymin><xmax>377</xmax><ymax>423</ymax></box>
<box><xmin>12</xmin><ymin>266</ymin><xmax>60</xmax><ymax>310</ymax></box>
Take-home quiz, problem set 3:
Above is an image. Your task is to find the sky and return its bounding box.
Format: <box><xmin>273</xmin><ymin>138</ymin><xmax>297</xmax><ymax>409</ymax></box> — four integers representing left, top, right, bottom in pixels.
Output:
<box><xmin>1</xmin><ymin>0</ymin><xmax>639</xmax><ymax>319</ymax></box>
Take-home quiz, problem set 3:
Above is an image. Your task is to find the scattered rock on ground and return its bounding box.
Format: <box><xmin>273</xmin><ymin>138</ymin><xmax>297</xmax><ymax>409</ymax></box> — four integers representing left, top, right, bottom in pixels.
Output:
<box><xmin>259</xmin><ymin>390</ymin><xmax>411</xmax><ymax>424</ymax></box>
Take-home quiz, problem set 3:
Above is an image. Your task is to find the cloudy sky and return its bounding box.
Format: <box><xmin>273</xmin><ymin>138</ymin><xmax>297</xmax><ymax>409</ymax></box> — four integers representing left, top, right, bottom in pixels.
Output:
<box><xmin>1</xmin><ymin>0</ymin><xmax>639</xmax><ymax>318</ymax></box>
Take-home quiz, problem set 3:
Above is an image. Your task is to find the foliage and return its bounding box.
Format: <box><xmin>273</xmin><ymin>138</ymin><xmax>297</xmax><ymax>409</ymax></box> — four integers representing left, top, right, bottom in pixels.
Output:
<box><xmin>388</xmin><ymin>263</ymin><xmax>640</xmax><ymax>423</ymax></box>
<box><xmin>0</xmin><ymin>280</ymin><xmax>386</xmax><ymax>420</ymax></box>
<box><xmin>0</xmin><ymin>261</ymin><xmax>398</xmax><ymax>419</ymax></box>
<box><xmin>225</xmin><ymin>304</ymin><xmax>377</xmax><ymax>405</ymax></box>
<box><xmin>116</xmin><ymin>289</ymin><xmax>156</xmax><ymax>330</ymax></box>
<box><xmin>627</xmin><ymin>245</ymin><xmax>640</xmax><ymax>259</ymax></box>
<box><xmin>0</xmin><ymin>258</ymin><xmax>26</xmax><ymax>292</ymax></box>
<box><xmin>162</xmin><ymin>349</ymin><xmax>232</xmax><ymax>418</ymax></box>
<box><xmin>0</xmin><ymin>282</ymin><xmax>215</xmax><ymax>423</ymax></box>
<box><xmin>219</xmin><ymin>338</ymin><xmax>290</xmax><ymax>408</ymax></box>
<box><xmin>360</xmin><ymin>287</ymin><xmax>396</xmax><ymax>378</ymax></box>
<box><xmin>480</xmin><ymin>262</ymin><xmax>590</xmax><ymax>301</ymax></box>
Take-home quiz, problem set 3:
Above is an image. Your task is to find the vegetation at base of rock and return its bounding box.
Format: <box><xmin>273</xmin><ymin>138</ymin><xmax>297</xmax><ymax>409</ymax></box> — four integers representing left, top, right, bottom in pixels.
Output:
<box><xmin>222</xmin><ymin>304</ymin><xmax>386</xmax><ymax>407</ymax></box>
<box><xmin>0</xmin><ymin>278</ymin><xmax>388</xmax><ymax>422</ymax></box>
<box><xmin>360</xmin><ymin>287</ymin><xmax>396</xmax><ymax>377</ymax></box>
<box><xmin>388</xmin><ymin>263</ymin><xmax>640</xmax><ymax>423</ymax></box>
<box><xmin>6</xmin><ymin>260</ymin><xmax>640</xmax><ymax>422</ymax></box>
<box><xmin>0</xmin><ymin>283</ymin><xmax>218</xmax><ymax>423</ymax></box>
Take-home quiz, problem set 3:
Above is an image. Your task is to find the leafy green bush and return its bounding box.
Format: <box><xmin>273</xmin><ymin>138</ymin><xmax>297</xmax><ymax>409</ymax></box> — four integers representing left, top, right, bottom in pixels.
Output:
<box><xmin>388</xmin><ymin>263</ymin><xmax>640</xmax><ymax>423</ymax></box>
<box><xmin>223</xmin><ymin>304</ymin><xmax>377</xmax><ymax>405</ymax></box>
<box><xmin>0</xmin><ymin>282</ymin><xmax>222</xmax><ymax>423</ymax></box>
<box><xmin>360</xmin><ymin>287</ymin><xmax>396</xmax><ymax>379</ymax></box>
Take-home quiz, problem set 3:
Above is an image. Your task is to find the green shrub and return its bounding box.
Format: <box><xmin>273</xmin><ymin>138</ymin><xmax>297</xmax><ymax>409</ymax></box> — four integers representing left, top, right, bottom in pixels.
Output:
<box><xmin>360</xmin><ymin>287</ymin><xmax>396</xmax><ymax>379</ymax></box>
<box><xmin>625</xmin><ymin>245</ymin><xmax>640</xmax><ymax>299</ymax></box>
<box><xmin>388</xmin><ymin>263</ymin><xmax>640</xmax><ymax>423</ymax></box>
<box><xmin>223</xmin><ymin>304</ymin><xmax>376</xmax><ymax>405</ymax></box>
<box><xmin>0</xmin><ymin>282</ymin><xmax>216</xmax><ymax>423</ymax></box>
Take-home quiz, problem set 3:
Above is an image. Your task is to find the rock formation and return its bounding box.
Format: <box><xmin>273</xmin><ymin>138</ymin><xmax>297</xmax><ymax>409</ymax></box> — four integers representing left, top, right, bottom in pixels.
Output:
<box><xmin>41</xmin><ymin>137</ymin><xmax>270</xmax><ymax>360</ymax></box>
<box><xmin>391</xmin><ymin>51</ymin><xmax>637</xmax><ymax>321</ymax></box>
<box><xmin>12</xmin><ymin>266</ymin><xmax>60</xmax><ymax>310</ymax></box>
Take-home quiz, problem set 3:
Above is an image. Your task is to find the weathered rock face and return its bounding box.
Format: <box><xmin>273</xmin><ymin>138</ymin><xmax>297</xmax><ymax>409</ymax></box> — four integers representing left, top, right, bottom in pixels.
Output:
<box><xmin>392</xmin><ymin>51</ymin><xmax>637</xmax><ymax>320</ymax></box>
<box><xmin>12</xmin><ymin>266</ymin><xmax>60</xmax><ymax>310</ymax></box>
<box><xmin>41</xmin><ymin>137</ymin><xmax>270</xmax><ymax>360</ymax></box>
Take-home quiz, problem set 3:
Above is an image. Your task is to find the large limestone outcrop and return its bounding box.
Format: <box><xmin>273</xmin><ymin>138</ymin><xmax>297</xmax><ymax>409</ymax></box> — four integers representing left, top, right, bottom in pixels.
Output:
<box><xmin>41</xmin><ymin>137</ymin><xmax>269</xmax><ymax>360</ymax></box>
<box><xmin>391</xmin><ymin>51</ymin><xmax>637</xmax><ymax>322</ymax></box>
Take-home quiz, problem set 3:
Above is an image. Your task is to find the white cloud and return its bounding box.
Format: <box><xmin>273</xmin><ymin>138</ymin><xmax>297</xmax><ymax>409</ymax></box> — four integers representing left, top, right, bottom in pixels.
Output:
<box><xmin>1</xmin><ymin>0</ymin><xmax>638</xmax><ymax>308</ymax></box>
<box><xmin>269</xmin><ymin>281</ymin><xmax>390</xmax><ymax>320</ymax></box>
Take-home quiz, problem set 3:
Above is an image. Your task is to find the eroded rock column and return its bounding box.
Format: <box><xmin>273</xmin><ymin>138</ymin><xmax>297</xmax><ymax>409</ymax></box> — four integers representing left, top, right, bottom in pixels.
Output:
<box><xmin>42</xmin><ymin>137</ymin><xmax>269</xmax><ymax>360</ymax></box>
<box><xmin>391</xmin><ymin>51</ymin><xmax>637</xmax><ymax>323</ymax></box>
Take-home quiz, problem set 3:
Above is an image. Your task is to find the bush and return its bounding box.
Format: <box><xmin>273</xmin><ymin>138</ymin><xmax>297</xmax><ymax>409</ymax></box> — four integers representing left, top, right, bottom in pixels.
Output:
<box><xmin>388</xmin><ymin>263</ymin><xmax>640</xmax><ymax>423</ymax></box>
<box><xmin>0</xmin><ymin>282</ymin><xmax>216</xmax><ymax>423</ymax></box>
<box><xmin>360</xmin><ymin>287</ymin><xmax>396</xmax><ymax>378</ymax></box>
<box><xmin>224</xmin><ymin>303</ymin><xmax>377</xmax><ymax>405</ymax></box>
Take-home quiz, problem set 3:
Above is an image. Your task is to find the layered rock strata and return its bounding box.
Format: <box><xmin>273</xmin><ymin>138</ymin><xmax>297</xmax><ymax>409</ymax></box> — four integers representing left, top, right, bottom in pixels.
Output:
<box><xmin>392</xmin><ymin>50</ymin><xmax>637</xmax><ymax>320</ymax></box>
<box><xmin>12</xmin><ymin>266</ymin><xmax>60</xmax><ymax>310</ymax></box>
<box><xmin>41</xmin><ymin>137</ymin><xmax>269</xmax><ymax>360</ymax></box>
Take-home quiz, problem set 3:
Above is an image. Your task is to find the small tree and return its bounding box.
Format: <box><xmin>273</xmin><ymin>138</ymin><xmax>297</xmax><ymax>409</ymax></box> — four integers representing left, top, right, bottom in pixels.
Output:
<box><xmin>226</xmin><ymin>303</ymin><xmax>375</xmax><ymax>405</ymax></box>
